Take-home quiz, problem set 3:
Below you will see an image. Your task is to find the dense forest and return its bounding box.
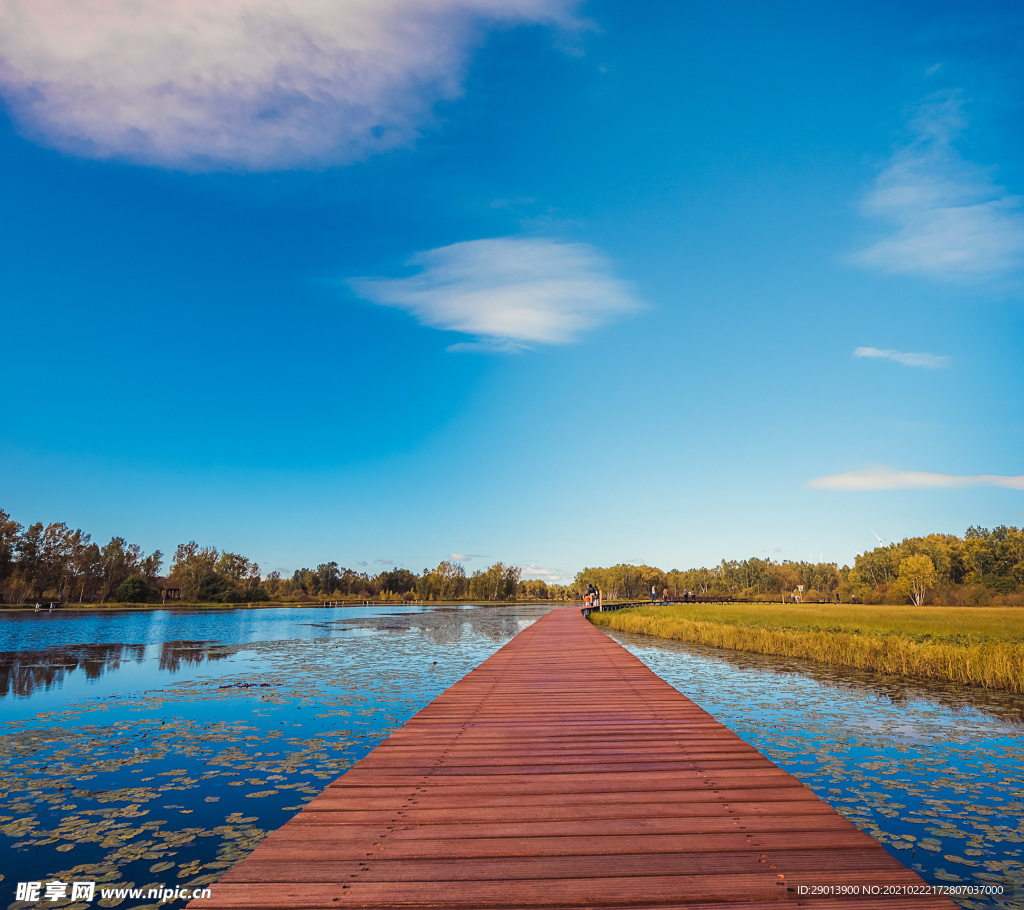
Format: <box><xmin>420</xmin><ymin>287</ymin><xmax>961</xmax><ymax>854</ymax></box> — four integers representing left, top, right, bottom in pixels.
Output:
<box><xmin>1</xmin><ymin>508</ymin><xmax>1021</xmax><ymax>606</ymax></box>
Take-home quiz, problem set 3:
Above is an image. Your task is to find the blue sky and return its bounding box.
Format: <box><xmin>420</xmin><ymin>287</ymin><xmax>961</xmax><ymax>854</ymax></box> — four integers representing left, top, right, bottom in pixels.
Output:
<box><xmin>1</xmin><ymin>0</ymin><xmax>1022</xmax><ymax>582</ymax></box>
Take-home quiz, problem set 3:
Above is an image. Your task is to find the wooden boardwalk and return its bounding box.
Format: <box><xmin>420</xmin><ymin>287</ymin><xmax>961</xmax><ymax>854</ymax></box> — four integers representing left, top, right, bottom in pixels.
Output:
<box><xmin>194</xmin><ymin>607</ymin><xmax>956</xmax><ymax>909</ymax></box>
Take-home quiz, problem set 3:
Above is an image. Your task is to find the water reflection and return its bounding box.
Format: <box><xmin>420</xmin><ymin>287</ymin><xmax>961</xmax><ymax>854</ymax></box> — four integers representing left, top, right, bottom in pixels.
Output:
<box><xmin>338</xmin><ymin>604</ymin><xmax>532</xmax><ymax>646</ymax></box>
<box><xmin>0</xmin><ymin>605</ymin><xmax>542</xmax><ymax>701</ymax></box>
<box><xmin>0</xmin><ymin>639</ymin><xmax>250</xmax><ymax>697</ymax></box>
<box><xmin>157</xmin><ymin>641</ymin><xmax>239</xmax><ymax>672</ymax></box>
<box><xmin>0</xmin><ymin>643</ymin><xmax>147</xmax><ymax>697</ymax></box>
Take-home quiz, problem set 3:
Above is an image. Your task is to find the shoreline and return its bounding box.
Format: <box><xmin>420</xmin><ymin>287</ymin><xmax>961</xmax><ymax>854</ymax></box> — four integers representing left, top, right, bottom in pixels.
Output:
<box><xmin>0</xmin><ymin>599</ymin><xmax>566</xmax><ymax>613</ymax></box>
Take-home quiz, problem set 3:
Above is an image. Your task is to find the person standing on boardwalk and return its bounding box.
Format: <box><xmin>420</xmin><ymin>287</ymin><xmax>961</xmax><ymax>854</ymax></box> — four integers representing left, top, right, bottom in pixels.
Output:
<box><xmin>651</xmin><ymin>585</ymin><xmax>656</xmax><ymax>603</ymax></box>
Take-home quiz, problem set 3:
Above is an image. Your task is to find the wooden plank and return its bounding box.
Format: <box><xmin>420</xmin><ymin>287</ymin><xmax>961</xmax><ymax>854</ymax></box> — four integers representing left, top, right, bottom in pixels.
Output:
<box><xmin>246</xmin><ymin>830</ymin><xmax>903</xmax><ymax>860</ymax></box>
<box><xmin>306</xmin><ymin>788</ymin><xmax>825</xmax><ymax>810</ymax></box>
<box><xmin>217</xmin><ymin>848</ymin><xmax>915</xmax><ymax>884</ymax></box>
<box><xmin>190</xmin><ymin>607</ymin><xmax>956</xmax><ymax>909</ymax></box>
<box><xmin>287</xmin><ymin>800</ymin><xmax>837</xmax><ymax>824</ymax></box>
<box><xmin>282</xmin><ymin>814</ymin><xmax>859</xmax><ymax>837</ymax></box>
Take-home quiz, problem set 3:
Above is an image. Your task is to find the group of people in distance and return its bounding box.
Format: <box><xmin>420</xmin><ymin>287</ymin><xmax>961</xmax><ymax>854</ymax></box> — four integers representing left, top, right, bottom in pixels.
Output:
<box><xmin>584</xmin><ymin>584</ymin><xmax>702</xmax><ymax>608</ymax></box>
<box><xmin>651</xmin><ymin>586</ymin><xmax>698</xmax><ymax>603</ymax></box>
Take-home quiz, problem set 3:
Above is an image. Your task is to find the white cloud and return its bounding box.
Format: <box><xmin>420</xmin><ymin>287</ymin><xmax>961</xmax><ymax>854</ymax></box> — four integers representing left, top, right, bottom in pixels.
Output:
<box><xmin>853</xmin><ymin>346</ymin><xmax>950</xmax><ymax>368</ymax></box>
<box><xmin>351</xmin><ymin>237</ymin><xmax>644</xmax><ymax>349</ymax></box>
<box><xmin>0</xmin><ymin>0</ymin><xmax>579</xmax><ymax>170</ymax></box>
<box><xmin>853</xmin><ymin>93</ymin><xmax>1024</xmax><ymax>282</ymax></box>
<box><xmin>520</xmin><ymin>564</ymin><xmax>567</xmax><ymax>583</ymax></box>
<box><xmin>806</xmin><ymin>467</ymin><xmax>1024</xmax><ymax>491</ymax></box>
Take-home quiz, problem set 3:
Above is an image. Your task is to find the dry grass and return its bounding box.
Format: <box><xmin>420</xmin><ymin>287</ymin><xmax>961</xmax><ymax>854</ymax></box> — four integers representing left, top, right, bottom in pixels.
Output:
<box><xmin>590</xmin><ymin>603</ymin><xmax>1024</xmax><ymax>692</ymax></box>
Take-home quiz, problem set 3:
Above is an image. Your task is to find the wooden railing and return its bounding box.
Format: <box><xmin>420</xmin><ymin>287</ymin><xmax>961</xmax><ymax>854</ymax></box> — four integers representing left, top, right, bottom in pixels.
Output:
<box><xmin>581</xmin><ymin>595</ymin><xmax>756</xmax><ymax>617</ymax></box>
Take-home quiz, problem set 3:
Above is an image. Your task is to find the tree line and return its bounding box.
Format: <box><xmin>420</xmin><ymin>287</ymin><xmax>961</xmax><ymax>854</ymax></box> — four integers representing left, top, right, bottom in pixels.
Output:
<box><xmin>0</xmin><ymin>508</ymin><xmax>569</xmax><ymax>604</ymax></box>
<box><xmin>0</xmin><ymin>511</ymin><xmax>162</xmax><ymax>604</ymax></box>
<box><xmin>273</xmin><ymin>560</ymin><xmax>541</xmax><ymax>603</ymax></box>
<box><xmin>1</xmin><ymin>507</ymin><xmax>1020</xmax><ymax>606</ymax></box>
<box><xmin>574</xmin><ymin>526</ymin><xmax>1024</xmax><ymax>607</ymax></box>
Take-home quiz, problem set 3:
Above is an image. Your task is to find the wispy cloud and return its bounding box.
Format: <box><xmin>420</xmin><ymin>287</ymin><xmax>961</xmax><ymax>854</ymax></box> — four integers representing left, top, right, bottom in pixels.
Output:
<box><xmin>449</xmin><ymin>553</ymin><xmax>485</xmax><ymax>563</ymax></box>
<box><xmin>853</xmin><ymin>346</ymin><xmax>950</xmax><ymax>368</ymax></box>
<box><xmin>853</xmin><ymin>93</ymin><xmax>1024</xmax><ymax>282</ymax></box>
<box><xmin>520</xmin><ymin>564</ymin><xmax>567</xmax><ymax>583</ymax></box>
<box><xmin>351</xmin><ymin>237</ymin><xmax>644</xmax><ymax>350</ymax></box>
<box><xmin>0</xmin><ymin>0</ymin><xmax>579</xmax><ymax>170</ymax></box>
<box><xmin>806</xmin><ymin>466</ymin><xmax>1024</xmax><ymax>491</ymax></box>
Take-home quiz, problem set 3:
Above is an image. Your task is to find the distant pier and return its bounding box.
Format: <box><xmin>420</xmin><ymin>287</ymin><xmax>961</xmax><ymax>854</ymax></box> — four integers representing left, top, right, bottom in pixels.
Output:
<box><xmin>192</xmin><ymin>607</ymin><xmax>955</xmax><ymax>909</ymax></box>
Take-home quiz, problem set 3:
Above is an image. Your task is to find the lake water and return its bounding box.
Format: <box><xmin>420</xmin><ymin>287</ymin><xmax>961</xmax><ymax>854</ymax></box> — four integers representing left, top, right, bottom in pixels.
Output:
<box><xmin>1</xmin><ymin>605</ymin><xmax>1021</xmax><ymax>910</ymax></box>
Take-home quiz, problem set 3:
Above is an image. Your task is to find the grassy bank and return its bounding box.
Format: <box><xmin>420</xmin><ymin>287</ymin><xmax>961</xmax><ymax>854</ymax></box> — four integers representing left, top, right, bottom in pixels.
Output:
<box><xmin>589</xmin><ymin>602</ymin><xmax>1024</xmax><ymax>692</ymax></box>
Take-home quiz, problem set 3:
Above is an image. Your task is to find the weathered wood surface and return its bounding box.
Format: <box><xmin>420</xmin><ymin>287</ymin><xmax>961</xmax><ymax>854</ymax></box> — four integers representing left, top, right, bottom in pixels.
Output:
<box><xmin>192</xmin><ymin>607</ymin><xmax>955</xmax><ymax>909</ymax></box>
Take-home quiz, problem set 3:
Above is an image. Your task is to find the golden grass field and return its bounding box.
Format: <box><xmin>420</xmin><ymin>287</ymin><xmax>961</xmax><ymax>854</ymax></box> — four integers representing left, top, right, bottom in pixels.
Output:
<box><xmin>590</xmin><ymin>602</ymin><xmax>1024</xmax><ymax>692</ymax></box>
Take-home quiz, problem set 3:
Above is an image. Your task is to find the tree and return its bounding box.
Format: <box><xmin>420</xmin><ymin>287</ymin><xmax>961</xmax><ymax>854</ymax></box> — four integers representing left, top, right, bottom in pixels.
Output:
<box><xmin>292</xmin><ymin>568</ymin><xmax>314</xmax><ymax>595</ymax></box>
<box><xmin>854</xmin><ymin>544</ymin><xmax>900</xmax><ymax>588</ymax></box>
<box><xmin>218</xmin><ymin>552</ymin><xmax>261</xmax><ymax>599</ymax></box>
<box><xmin>140</xmin><ymin>550</ymin><xmax>163</xmax><ymax>581</ymax></box>
<box><xmin>98</xmin><ymin>537</ymin><xmax>143</xmax><ymax>602</ymax></box>
<box><xmin>264</xmin><ymin>570</ymin><xmax>282</xmax><ymax>596</ymax></box>
<box><xmin>40</xmin><ymin>522</ymin><xmax>75</xmax><ymax>599</ymax></box>
<box><xmin>467</xmin><ymin>563</ymin><xmax>520</xmax><ymax>601</ymax></box>
<box><xmin>377</xmin><ymin>567</ymin><xmax>417</xmax><ymax>595</ymax></box>
<box><xmin>314</xmin><ymin>562</ymin><xmax>340</xmax><ymax>597</ymax></box>
<box><xmin>418</xmin><ymin>561</ymin><xmax>466</xmax><ymax>601</ymax></box>
<box><xmin>519</xmin><ymin>578</ymin><xmax>552</xmax><ymax>600</ymax></box>
<box><xmin>114</xmin><ymin>573</ymin><xmax>148</xmax><ymax>602</ymax></box>
<box><xmin>896</xmin><ymin>555</ymin><xmax>936</xmax><ymax>606</ymax></box>
<box><xmin>18</xmin><ymin>522</ymin><xmax>43</xmax><ymax>597</ymax></box>
<box><xmin>339</xmin><ymin>567</ymin><xmax>361</xmax><ymax>596</ymax></box>
<box><xmin>197</xmin><ymin>573</ymin><xmax>237</xmax><ymax>602</ymax></box>
<box><xmin>1013</xmin><ymin>560</ymin><xmax>1024</xmax><ymax>588</ymax></box>
<box><xmin>73</xmin><ymin>541</ymin><xmax>101</xmax><ymax>603</ymax></box>
<box><xmin>0</xmin><ymin>510</ymin><xmax>23</xmax><ymax>590</ymax></box>
<box><xmin>170</xmin><ymin>542</ymin><xmax>219</xmax><ymax>601</ymax></box>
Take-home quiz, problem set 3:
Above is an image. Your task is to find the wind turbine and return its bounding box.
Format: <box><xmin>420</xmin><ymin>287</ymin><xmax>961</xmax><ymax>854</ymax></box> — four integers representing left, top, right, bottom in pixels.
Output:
<box><xmin>871</xmin><ymin>530</ymin><xmax>887</xmax><ymax>547</ymax></box>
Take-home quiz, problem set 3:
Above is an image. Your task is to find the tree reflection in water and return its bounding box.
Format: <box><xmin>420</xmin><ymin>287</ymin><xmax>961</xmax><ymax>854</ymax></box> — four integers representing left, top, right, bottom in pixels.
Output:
<box><xmin>157</xmin><ymin>640</ymin><xmax>238</xmax><ymax>672</ymax></box>
<box><xmin>0</xmin><ymin>640</ymin><xmax>243</xmax><ymax>696</ymax></box>
<box><xmin>0</xmin><ymin>643</ymin><xmax>146</xmax><ymax>697</ymax></box>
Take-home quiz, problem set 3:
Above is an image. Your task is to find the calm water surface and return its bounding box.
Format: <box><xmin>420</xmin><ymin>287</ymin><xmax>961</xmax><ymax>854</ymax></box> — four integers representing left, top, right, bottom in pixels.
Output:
<box><xmin>2</xmin><ymin>606</ymin><xmax>1022</xmax><ymax>910</ymax></box>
